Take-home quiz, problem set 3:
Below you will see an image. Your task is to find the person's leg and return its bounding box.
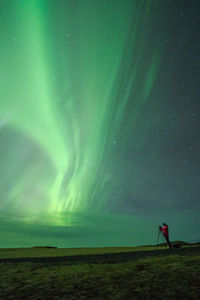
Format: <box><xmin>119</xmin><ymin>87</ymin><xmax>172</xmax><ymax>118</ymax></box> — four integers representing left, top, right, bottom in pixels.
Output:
<box><xmin>165</xmin><ymin>236</ymin><xmax>172</xmax><ymax>248</ymax></box>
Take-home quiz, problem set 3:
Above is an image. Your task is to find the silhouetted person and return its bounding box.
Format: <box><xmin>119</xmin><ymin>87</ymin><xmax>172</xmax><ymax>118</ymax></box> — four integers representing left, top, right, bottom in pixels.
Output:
<box><xmin>159</xmin><ymin>223</ymin><xmax>172</xmax><ymax>248</ymax></box>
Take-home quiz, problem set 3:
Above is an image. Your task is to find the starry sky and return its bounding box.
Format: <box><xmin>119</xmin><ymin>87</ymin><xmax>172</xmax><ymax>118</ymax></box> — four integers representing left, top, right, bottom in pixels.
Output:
<box><xmin>0</xmin><ymin>0</ymin><xmax>200</xmax><ymax>248</ymax></box>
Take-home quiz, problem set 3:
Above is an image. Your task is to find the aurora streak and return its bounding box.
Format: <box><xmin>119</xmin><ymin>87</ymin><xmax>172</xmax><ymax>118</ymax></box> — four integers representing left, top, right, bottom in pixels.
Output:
<box><xmin>1</xmin><ymin>0</ymin><xmax>200</xmax><ymax>247</ymax></box>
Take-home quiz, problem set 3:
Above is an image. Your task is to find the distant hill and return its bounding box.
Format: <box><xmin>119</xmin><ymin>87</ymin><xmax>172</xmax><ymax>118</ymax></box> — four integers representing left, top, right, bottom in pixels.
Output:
<box><xmin>30</xmin><ymin>242</ymin><xmax>200</xmax><ymax>249</ymax></box>
<box><xmin>157</xmin><ymin>241</ymin><xmax>200</xmax><ymax>247</ymax></box>
<box><xmin>32</xmin><ymin>246</ymin><xmax>57</xmax><ymax>249</ymax></box>
<box><xmin>141</xmin><ymin>241</ymin><xmax>200</xmax><ymax>248</ymax></box>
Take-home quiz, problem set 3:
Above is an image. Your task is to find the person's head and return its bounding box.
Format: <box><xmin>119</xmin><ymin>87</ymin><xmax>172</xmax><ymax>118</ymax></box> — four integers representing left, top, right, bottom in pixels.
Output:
<box><xmin>163</xmin><ymin>223</ymin><xmax>167</xmax><ymax>226</ymax></box>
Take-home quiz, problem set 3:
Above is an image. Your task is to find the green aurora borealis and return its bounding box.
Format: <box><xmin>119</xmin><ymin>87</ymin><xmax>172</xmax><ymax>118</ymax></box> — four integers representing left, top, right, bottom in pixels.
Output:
<box><xmin>0</xmin><ymin>0</ymin><xmax>200</xmax><ymax>247</ymax></box>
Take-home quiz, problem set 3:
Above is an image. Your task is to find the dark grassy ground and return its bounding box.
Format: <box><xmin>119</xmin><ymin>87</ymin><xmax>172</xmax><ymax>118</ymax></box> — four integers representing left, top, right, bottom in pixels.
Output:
<box><xmin>0</xmin><ymin>246</ymin><xmax>200</xmax><ymax>299</ymax></box>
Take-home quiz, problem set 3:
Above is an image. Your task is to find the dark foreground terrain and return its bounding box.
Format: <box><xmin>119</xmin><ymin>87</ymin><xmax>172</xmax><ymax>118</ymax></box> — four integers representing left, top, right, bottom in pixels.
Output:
<box><xmin>0</xmin><ymin>245</ymin><xmax>200</xmax><ymax>299</ymax></box>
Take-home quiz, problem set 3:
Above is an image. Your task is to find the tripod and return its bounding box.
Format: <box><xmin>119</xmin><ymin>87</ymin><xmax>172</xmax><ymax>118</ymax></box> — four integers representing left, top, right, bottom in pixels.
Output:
<box><xmin>157</xmin><ymin>228</ymin><xmax>167</xmax><ymax>248</ymax></box>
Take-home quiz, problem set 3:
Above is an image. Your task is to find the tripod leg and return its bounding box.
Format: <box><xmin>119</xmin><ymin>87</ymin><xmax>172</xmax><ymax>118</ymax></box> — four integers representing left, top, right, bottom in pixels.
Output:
<box><xmin>157</xmin><ymin>230</ymin><xmax>160</xmax><ymax>247</ymax></box>
<box><xmin>161</xmin><ymin>232</ymin><xmax>166</xmax><ymax>248</ymax></box>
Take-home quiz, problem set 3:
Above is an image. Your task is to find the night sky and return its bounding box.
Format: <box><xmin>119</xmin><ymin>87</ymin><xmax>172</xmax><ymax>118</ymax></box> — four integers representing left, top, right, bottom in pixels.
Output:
<box><xmin>0</xmin><ymin>0</ymin><xmax>200</xmax><ymax>248</ymax></box>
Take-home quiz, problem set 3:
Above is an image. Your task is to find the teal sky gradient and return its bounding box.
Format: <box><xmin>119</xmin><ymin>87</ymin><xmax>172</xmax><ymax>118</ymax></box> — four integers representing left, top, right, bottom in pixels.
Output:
<box><xmin>0</xmin><ymin>0</ymin><xmax>200</xmax><ymax>247</ymax></box>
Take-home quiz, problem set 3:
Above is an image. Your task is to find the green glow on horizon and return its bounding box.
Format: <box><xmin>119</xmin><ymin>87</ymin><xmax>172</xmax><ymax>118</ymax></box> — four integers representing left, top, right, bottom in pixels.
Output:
<box><xmin>0</xmin><ymin>0</ymin><xmax>161</xmax><ymax>224</ymax></box>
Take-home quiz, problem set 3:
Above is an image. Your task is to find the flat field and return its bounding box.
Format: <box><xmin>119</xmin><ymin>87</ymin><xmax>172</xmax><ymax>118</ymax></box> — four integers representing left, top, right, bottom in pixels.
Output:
<box><xmin>0</xmin><ymin>246</ymin><xmax>200</xmax><ymax>299</ymax></box>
